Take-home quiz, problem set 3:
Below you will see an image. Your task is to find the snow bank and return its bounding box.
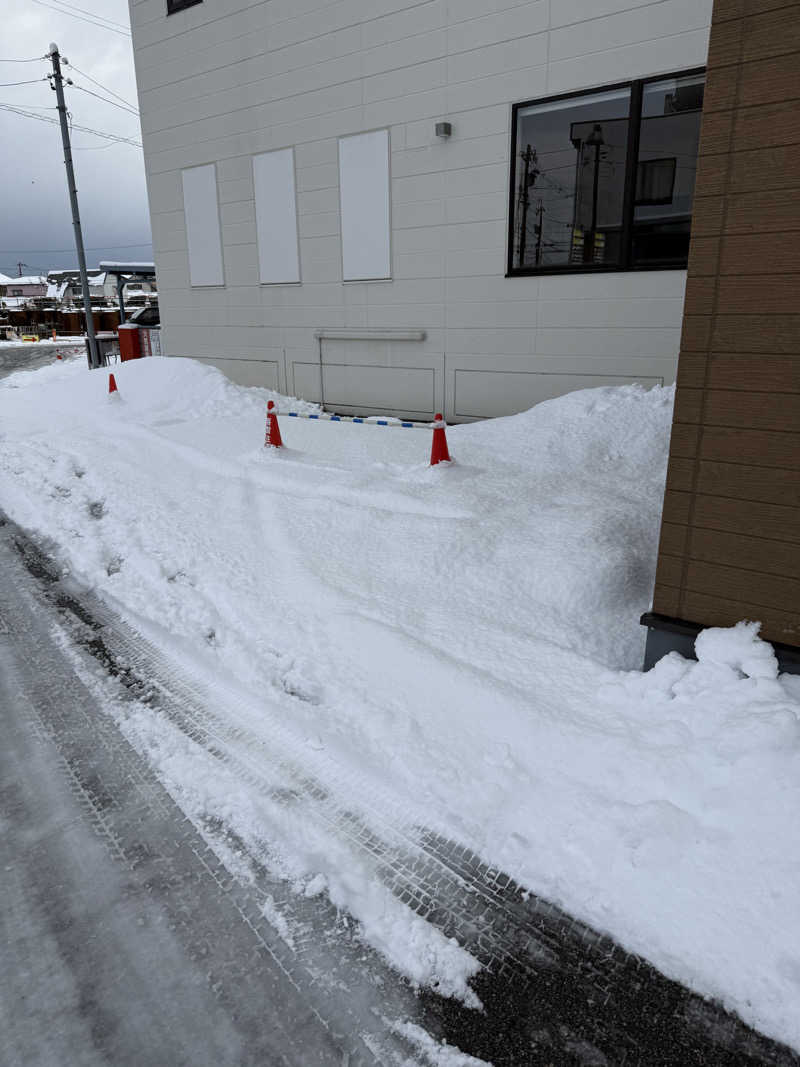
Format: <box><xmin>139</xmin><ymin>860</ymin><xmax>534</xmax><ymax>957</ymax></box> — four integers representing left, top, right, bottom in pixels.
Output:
<box><xmin>2</xmin><ymin>356</ymin><xmax>799</xmax><ymax>1051</ymax></box>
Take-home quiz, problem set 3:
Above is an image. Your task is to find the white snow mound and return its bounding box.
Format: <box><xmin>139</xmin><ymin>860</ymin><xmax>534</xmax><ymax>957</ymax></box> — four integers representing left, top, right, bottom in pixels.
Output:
<box><xmin>1</xmin><ymin>355</ymin><xmax>799</xmax><ymax>1052</ymax></box>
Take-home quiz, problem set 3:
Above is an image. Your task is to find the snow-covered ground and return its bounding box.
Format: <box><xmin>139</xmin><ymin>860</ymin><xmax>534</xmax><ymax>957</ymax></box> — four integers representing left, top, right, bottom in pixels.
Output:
<box><xmin>1</xmin><ymin>354</ymin><xmax>799</xmax><ymax>1052</ymax></box>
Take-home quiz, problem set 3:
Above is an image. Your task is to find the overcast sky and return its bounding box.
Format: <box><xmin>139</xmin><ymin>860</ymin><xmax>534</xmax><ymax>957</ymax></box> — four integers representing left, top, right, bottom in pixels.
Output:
<box><xmin>1</xmin><ymin>0</ymin><xmax>151</xmax><ymax>278</ymax></box>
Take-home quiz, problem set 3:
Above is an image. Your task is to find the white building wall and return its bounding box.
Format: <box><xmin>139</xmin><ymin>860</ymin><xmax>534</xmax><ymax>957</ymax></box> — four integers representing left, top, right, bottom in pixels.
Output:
<box><xmin>129</xmin><ymin>0</ymin><xmax>712</xmax><ymax>420</ymax></box>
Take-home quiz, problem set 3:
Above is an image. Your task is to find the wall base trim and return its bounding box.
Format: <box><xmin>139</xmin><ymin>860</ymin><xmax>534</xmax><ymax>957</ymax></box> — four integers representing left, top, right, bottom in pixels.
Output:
<box><xmin>640</xmin><ymin>612</ymin><xmax>800</xmax><ymax>676</ymax></box>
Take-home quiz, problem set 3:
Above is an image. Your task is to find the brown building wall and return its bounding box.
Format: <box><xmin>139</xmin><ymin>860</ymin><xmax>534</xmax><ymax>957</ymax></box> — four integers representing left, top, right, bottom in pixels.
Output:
<box><xmin>651</xmin><ymin>0</ymin><xmax>800</xmax><ymax>651</ymax></box>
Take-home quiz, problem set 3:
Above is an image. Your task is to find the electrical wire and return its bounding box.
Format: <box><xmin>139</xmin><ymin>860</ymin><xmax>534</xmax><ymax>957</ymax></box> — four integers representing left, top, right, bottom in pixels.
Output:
<box><xmin>0</xmin><ymin>102</ymin><xmax>142</xmax><ymax>147</ymax></box>
<box><xmin>63</xmin><ymin>62</ymin><xmax>137</xmax><ymax>111</ymax></box>
<box><xmin>69</xmin><ymin>82</ymin><xmax>139</xmax><ymax>118</ymax></box>
<box><xmin>0</xmin><ymin>56</ymin><xmax>47</xmax><ymax>63</ymax></box>
<box><xmin>0</xmin><ymin>243</ymin><xmax>152</xmax><ymax>253</ymax></box>
<box><xmin>29</xmin><ymin>0</ymin><xmax>131</xmax><ymax>37</ymax></box>
<box><xmin>0</xmin><ymin>77</ymin><xmax>48</xmax><ymax>86</ymax></box>
<box><xmin>40</xmin><ymin>0</ymin><xmax>130</xmax><ymax>32</ymax></box>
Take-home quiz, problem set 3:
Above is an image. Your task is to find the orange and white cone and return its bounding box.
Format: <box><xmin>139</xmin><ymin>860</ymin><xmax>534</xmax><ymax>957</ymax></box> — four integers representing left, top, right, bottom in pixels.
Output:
<box><xmin>264</xmin><ymin>400</ymin><xmax>283</xmax><ymax>448</ymax></box>
<box><xmin>430</xmin><ymin>412</ymin><xmax>451</xmax><ymax>465</ymax></box>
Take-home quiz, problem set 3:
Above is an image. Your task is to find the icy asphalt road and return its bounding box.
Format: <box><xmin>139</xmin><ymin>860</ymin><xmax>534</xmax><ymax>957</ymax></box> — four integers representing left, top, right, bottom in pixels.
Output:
<box><xmin>0</xmin><ymin>519</ymin><xmax>444</xmax><ymax>1067</ymax></box>
<box><xmin>0</xmin><ymin>343</ymin><xmax>84</xmax><ymax>381</ymax></box>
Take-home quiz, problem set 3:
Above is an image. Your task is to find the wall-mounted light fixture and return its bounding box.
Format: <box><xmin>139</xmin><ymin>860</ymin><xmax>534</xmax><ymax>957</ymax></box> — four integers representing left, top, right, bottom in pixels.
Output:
<box><xmin>435</xmin><ymin>122</ymin><xmax>452</xmax><ymax>139</ymax></box>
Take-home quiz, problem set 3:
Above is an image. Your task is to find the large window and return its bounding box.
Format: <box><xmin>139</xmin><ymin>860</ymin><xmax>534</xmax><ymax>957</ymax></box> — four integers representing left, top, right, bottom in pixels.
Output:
<box><xmin>508</xmin><ymin>71</ymin><xmax>704</xmax><ymax>275</ymax></box>
<box><xmin>167</xmin><ymin>0</ymin><xmax>202</xmax><ymax>13</ymax></box>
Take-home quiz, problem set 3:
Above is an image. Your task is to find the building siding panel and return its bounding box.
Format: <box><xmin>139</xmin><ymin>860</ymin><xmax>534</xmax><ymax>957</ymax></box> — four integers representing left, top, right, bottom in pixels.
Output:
<box><xmin>648</xmin><ymin>0</ymin><xmax>800</xmax><ymax>653</ymax></box>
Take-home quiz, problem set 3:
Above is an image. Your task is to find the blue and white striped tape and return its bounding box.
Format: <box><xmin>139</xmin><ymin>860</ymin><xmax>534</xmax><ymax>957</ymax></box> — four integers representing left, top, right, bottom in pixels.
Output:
<box><xmin>285</xmin><ymin>411</ymin><xmax>433</xmax><ymax>430</ymax></box>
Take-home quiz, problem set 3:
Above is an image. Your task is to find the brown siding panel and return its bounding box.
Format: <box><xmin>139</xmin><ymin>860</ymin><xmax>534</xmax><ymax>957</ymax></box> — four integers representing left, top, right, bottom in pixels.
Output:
<box><xmin>737</xmin><ymin>52</ymin><xmax>800</xmax><ymax>107</ymax></box>
<box><xmin>681</xmin><ymin>591</ymin><xmax>800</xmax><ymax>644</ymax></box>
<box><xmin>695</xmin><ymin>461</ymin><xmax>800</xmax><ymax>507</ymax></box>
<box><xmin>716</xmin><ymin>276</ymin><xmax>800</xmax><ymax>315</ymax></box>
<box><xmin>712</xmin><ymin>315</ymin><xmax>800</xmax><ymax>354</ymax></box>
<box><xmin>703</xmin><ymin>389</ymin><xmax>800</xmax><ymax>430</ymax></box>
<box><xmin>677</xmin><ymin>353</ymin><xmax>708</xmax><ymax>389</ymax></box>
<box><xmin>685</xmin><ymin>560</ymin><xmax>800</xmax><ymax>613</ymax></box>
<box><xmin>656</xmin><ymin>555</ymin><xmax>685</xmax><ymax>589</ymax></box>
<box><xmin>706</xmin><ymin>354</ymin><xmax>800</xmax><ymax>393</ymax></box>
<box><xmin>662</xmin><ymin>490</ymin><xmax>693</xmax><ymax>525</ymax></box>
<box><xmin>720</xmin><ymin>233</ymin><xmax>800</xmax><ymax>275</ymax></box>
<box><xmin>688</xmin><ymin>236</ymin><xmax>721</xmax><ymax>277</ymax></box>
<box><xmin>649</xmin><ymin>0</ymin><xmax>800</xmax><ymax>653</ymax></box>
<box><xmin>688</xmin><ymin>527</ymin><xmax>800</xmax><ymax>578</ymax></box>
<box><xmin>732</xmin><ymin>100</ymin><xmax>800</xmax><ymax>152</ymax></box>
<box><xmin>673</xmin><ymin>388</ymin><xmax>704</xmax><ymax>424</ymax></box>
<box><xmin>666</xmin><ymin>458</ymin><xmax>696</xmax><ymax>492</ymax></box>
<box><xmin>692</xmin><ymin>494</ymin><xmax>800</xmax><ymax>543</ymax></box>
<box><xmin>652</xmin><ymin>584</ymin><xmax>682</xmax><ymax>618</ymax></box>
<box><xmin>660</xmin><ymin>522</ymin><xmax>689</xmax><ymax>557</ymax></box>
<box><xmin>700</xmin><ymin>426</ymin><xmax>800</xmax><ymax>468</ymax></box>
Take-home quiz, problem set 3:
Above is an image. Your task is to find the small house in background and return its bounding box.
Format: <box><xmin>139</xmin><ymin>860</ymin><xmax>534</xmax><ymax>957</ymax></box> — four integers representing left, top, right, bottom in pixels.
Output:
<box><xmin>643</xmin><ymin>4</ymin><xmax>800</xmax><ymax>675</ymax></box>
<box><xmin>2</xmin><ymin>275</ymin><xmax>47</xmax><ymax>299</ymax></box>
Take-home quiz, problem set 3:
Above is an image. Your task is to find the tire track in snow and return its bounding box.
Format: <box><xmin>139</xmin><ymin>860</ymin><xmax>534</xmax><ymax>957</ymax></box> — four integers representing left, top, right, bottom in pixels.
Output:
<box><xmin>7</xmin><ymin>519</ymin><xmax>799</xmax><ymax>1067</ymax></box>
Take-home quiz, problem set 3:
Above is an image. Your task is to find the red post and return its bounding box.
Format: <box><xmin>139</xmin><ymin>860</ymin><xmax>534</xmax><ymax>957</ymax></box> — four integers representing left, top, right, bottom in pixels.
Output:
<box><xmin>108</xmin><ymin>373</ymin><xmax>118</xmax><ymax>395</ymax></box>
<box><xmin>118</xmin><ymin>323</ymin><xmax>141</xmax><ymax>362</ymax></box>
<box><xmin>430</xmin><ymin>412</ymin><xmax>451</xmax><ymax>465</ymax></box>
<box><xmin>265</xmin><ymin>400</ymin><xmax>283</xmax><ymax>448</ymax></box>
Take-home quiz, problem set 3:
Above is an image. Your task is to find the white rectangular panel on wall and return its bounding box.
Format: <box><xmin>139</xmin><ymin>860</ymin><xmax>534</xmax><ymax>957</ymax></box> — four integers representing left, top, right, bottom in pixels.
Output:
<box><xmin>181</xmin><ymin>163</ymin><xmax>224</xmax><ymax>287</ymax></box>
<box><xmin>338</xmin><ymin>129</ymin><xmax>391</xmax><ymax>281</ymax></box>
<box><xmin>253</xmin><ymin>148</ymin><xmax>300</xmax><ymax>284</ymax></box>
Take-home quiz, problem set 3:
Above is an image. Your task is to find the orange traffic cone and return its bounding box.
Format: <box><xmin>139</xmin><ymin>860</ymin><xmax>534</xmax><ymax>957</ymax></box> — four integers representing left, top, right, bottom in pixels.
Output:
<box><xmin>430</xmin><ymin>412</ymin><xmax>451</xmax><ymax>465</ymax></box>
<box><xmin>108</xmin><ymin>373</ymin><xmax>119</xmax><ymax>395</ymax></box>
<box><xmin>265</xmin><ymin>400</ymin><xmax>283</xmax><ymax>447</ymax></box>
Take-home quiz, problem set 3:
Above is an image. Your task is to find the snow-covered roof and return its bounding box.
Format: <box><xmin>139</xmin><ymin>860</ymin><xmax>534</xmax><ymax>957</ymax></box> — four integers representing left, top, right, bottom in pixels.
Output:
<box><xmin>99</xmin><ymin>261</ymin><xmax>156</xmax><ymax>275</ymax></box>
<box><xmin>0</xmin><ymin>296</ymin><xmax>29</xmax><ymax>307</ymax></box>
<box><xmin>0</xmin><ymin>273</ymin><xmax>13</xmax><ymax>286</ymax></box>
<box><xmin>12</xmin><ymin>275</ymin><xmax>46</xmax><ymax>286</ymax></box>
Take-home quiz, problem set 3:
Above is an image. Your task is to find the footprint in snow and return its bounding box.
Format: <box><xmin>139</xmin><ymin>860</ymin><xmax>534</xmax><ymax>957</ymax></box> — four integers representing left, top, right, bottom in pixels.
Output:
<box><xmin>88</xmin><ymin>500</ymin><xmax>105</xmax><ymax>519</ymax></box>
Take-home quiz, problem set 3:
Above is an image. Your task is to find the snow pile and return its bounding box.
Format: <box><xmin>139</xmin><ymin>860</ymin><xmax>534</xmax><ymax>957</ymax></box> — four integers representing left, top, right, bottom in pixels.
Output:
<box><xmin>1</xmin><ymin>356</ymin><xmax>799</xmax><ymax>1051</ymax></box>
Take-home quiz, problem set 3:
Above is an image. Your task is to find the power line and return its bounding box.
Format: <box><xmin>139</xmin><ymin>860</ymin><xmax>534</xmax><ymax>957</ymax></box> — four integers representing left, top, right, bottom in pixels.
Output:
<box><xmin>42</xmin><ymin>0</ymin><xmax>129</xmax><ymax>32</ymax></box>
<box><xmin>0</xmin><ymin>243</ymin><xmax>152</xmax><ymax>253</ymax></box>
<box><xmin>70</xmin><ymin>82</ymin><xmax>139</xmax><ymax>117</ymax></box>
<box><xmin>29</xmin><ymin>0</ymin><xmax>131</xmax><ymax>37</ymax></box>
<box><xmin>0</xmin><ymin>77</ymin><xmax>48</xmax><ymax>86</ymax></box>
<box><xmin>0</xmin><ymin>101</ymin><xmax>142</xmax><ymax>146</ymax></box>
<box><xmin>64</xmin><ymin>61</ymin><xmax>137</xmax><ymax>111</ymax></box>
<box><xmin>0</xmin><ymin>56</ymin><xmax>46</xmax><ymax>63</ymax></box>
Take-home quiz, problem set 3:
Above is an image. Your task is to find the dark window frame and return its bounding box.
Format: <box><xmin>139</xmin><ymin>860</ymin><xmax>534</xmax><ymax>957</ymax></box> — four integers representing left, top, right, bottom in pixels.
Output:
<box><xmin>167</xmin><ymin>0</ymin><xmax>202</xmax><ymax>14</ymax></box>
<box><xmin>506</xmin><ymin>67</ymin><xmax>706</xmax><ymax>278</ymax></box>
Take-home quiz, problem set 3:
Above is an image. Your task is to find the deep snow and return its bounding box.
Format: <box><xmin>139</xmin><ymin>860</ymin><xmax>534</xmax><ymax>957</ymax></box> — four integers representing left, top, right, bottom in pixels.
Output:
<box><xmin>1</xmin><ymin>354</ymin><xmax>798</xmax><ymax>1052</ymax></box>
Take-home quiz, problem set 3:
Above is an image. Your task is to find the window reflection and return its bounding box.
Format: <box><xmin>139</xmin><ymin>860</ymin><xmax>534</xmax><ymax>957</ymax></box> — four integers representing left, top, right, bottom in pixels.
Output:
<box><xmin>513</xmin><ymin>88</ymin><xmax>630</xmax><ymax>269</ymax></box>
<box><xmin>633</xmin><ymin>74</ymin><xmax>704</xmax><ymax>266</ymax></box>
<box><xmin>510</xmin><ymin>72</ymin><xmax>705</xmax><ymax>274</ymax></box>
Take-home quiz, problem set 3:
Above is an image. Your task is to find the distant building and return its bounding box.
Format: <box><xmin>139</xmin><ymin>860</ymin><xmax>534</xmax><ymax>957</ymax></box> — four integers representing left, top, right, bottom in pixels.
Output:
<box><xmin>2</xmin><ymin>275</ymin><xmax>46</xmax><ymax>299</ymax></box>
<box><xmin>45</xmin><ymin>268</ymin><xmax>157</xmax><ymax>308</ymax></box>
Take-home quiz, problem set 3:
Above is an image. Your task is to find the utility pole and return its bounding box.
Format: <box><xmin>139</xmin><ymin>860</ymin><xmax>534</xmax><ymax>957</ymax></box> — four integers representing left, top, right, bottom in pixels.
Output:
<box><xmin>17</xmin><ymin>262</ymin><xmax>24</xmax><ymax>277</ymax></box>
<box><xmin>517</xmin><ymin>144</ymin><xmax>539</xmax><ymax>268</ymax></box>
<box><xmin>48</xmin><ymin>43</ymin><xmax>100</xmax><ymax>369</ymax></box>
<box><xmin>534</xmin><ymin>199</ymin><xmax>544</xmax><ymax>265</ymax></box>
